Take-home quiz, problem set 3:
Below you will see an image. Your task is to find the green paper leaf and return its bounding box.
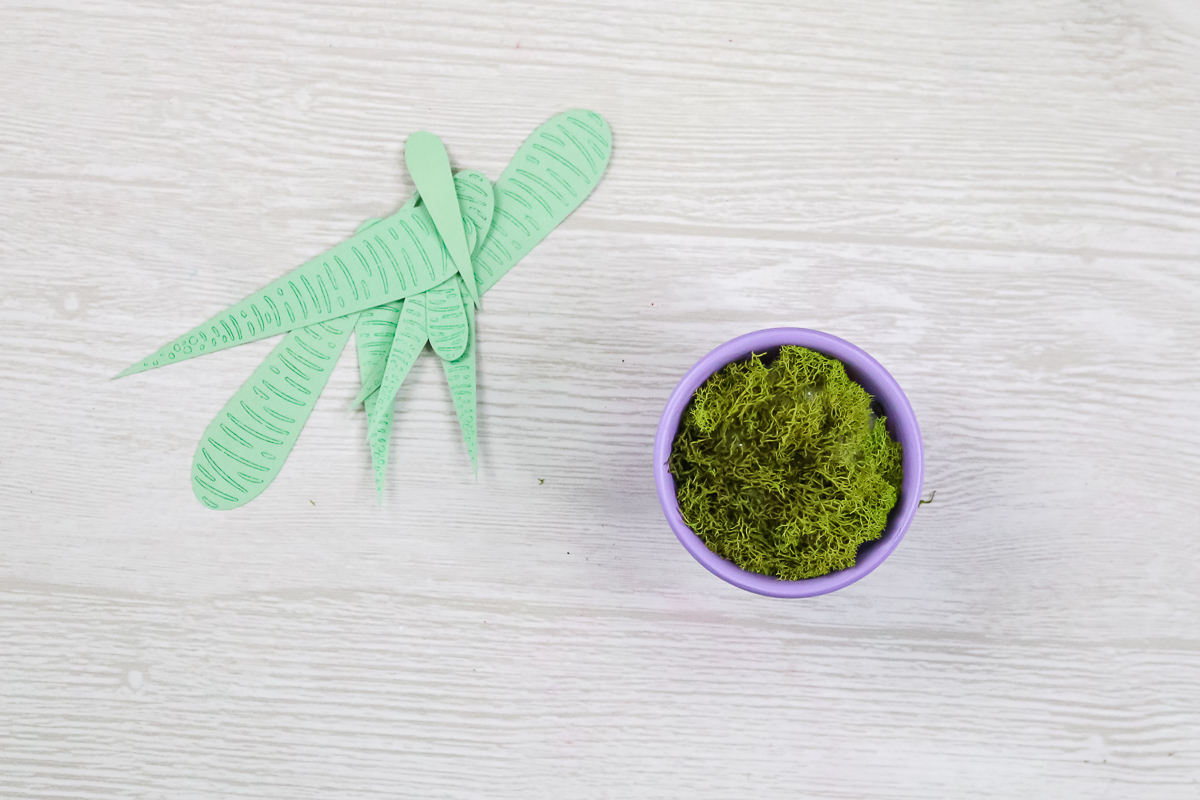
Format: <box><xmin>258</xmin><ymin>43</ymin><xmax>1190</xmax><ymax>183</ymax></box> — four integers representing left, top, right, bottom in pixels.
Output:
<box><xmin>354</xmin><ymin>300</ymin><xmax>403</xmax><ymax>400</ymax></box>
<box><xmin>473</xmin><ymin>109</ymin><xmax>612</xmax><ymax>295</ymax></box>
<box><xmin>440</xmin><ymin>293</ymin><xmax>477</xmax><ymax>471</ymax></box>
<box><xmin>191</xmin><ymin>315</ymin><xmax>357</xmax><ymax>510</ymax></box>
<box><xmin>354</xmin><ymin>300</ymin><xmax>404</xmax><ymax>497</ymax></box>
<box><xmin>160</xmin><ymin>111</ymin><xmax>612</xmax><ymax>508</ymax></box>
<box><xmin>358</xmin><ymin>170</ymin><xmax>494</xmax><ymax>490</ymax></box>
<box><xmin>366</xmin><ymin>110</ymin><xmax>614</xmax><ymax>478</ymax></box>
<box><xmin>347</xmin><ymin>183</ymin><xmax>484</xmax><ymax>409</ymax></box>
<box><xmin>405</xmin><ymin>131</ymin><xmax>480</xmax><ymax>307</ymax></box>
<box><xmin>368</xmin><ymin>292</ymin><xmax>427</xmax><ymax>495</ymax></box>
<box><xmin>186</xmin><ymin>178</ymin><xmax>492</xmax><ymax>510</ymax></box>
<box><xmin>351</xmin><ymin>211</ymin><xmax>409</xmax><ymax>402</ymax></box>
<box><xmin>118</xmin><ymin>171</ymin><xmax>493</xmax><ymax>377</ymax></box>
<box><xmin>421</xmin><ymin>109</ymin><xmax>614</xmax><ymax>473</ymax></box>
<box><xmin>425</xmin><ymin>276</ymin><xmax>469</xmax><ymax>361</ymax></box>
<box><xmin>347</xmin><ymin>204</ymin><xmax>411</xmax><ymax>404</ymax></box>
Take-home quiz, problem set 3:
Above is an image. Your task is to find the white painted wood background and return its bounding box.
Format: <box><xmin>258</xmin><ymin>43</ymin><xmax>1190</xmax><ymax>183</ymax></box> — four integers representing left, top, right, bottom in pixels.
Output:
<box><xmin>2</xmin><ymin>0</ymin><xmax>1199</xmax><ymax>796</ymax></box>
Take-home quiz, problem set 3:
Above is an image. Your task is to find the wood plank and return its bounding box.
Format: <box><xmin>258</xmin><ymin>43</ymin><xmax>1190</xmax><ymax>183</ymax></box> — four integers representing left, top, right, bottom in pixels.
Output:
<box><xmin>1</xmin><ymin>0</ymin><xmax>1198</xmax><ymax>797</ymax></box>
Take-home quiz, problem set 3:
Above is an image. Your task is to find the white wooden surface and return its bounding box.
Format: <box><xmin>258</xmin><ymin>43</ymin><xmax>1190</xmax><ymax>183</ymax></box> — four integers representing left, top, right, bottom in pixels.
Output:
<box><xmin>2</xmin><ymin>0</ymin><xmax>1199</xmax><ymax>797</ymax></box>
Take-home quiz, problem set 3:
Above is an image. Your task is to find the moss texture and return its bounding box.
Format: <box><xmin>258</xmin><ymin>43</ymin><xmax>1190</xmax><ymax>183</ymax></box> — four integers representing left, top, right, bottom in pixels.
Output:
<box><xmin>669</xmin><ymin>346</ymin><xmax>903</xmax><ymax>580</ymax></box>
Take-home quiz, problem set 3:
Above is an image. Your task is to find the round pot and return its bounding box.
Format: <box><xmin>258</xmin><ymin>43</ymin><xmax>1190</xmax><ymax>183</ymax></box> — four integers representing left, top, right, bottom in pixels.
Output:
<box><xmin>653</xmin><ymin>328</ymin><xmax>924</xmax><ymax>598</ymax></box>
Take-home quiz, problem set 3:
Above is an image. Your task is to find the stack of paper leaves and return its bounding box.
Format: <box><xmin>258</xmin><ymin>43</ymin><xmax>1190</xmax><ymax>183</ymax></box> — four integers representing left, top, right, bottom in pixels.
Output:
<box><xmin>117</xmin><ymin>110</ymin><xmax>613</xmax><ymax>509</ymax></box>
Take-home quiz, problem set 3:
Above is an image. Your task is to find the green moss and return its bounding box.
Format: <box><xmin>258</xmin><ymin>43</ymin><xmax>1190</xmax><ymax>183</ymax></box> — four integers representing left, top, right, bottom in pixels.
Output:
<box><xmin>669</xmin><ymin>346</ymin><xmax>903</xmax><ymax>581</ymax></box>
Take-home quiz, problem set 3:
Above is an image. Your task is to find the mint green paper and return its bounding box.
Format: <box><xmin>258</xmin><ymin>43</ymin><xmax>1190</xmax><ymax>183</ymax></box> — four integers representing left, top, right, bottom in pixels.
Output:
<box><xmin>420</xmin><ymin>109</ymin><xmax>613</xmax><ymax>473</ymax></box>
<box><xmin>440</xmin><ymin>291</ymin><xmax>477</xmax><ymax>470</ymax></box>
<box><xmin>472</xmin><ymin>109</ymin><xmax>612</xmax><ymax>295</ymax></box>
<box><xmin>354</xmin><ymin>301</ymin><xmax>402</xmax><ymax>501</ymax></box>
<box><xmin>192</xmin><ymin>315</ymin><xmax>357</xmax><ymax>510</ymax></box>
<box><xmin>348</xmin><ymin>360</ymin><xmax>386</xmax><ymax>410</ymax></box>
<box><xmin>347</xmin><ymin>176</ymin><xmax>488</xmax><ymax>409</ymax></box>
<box><xmin>425</xmin><ymin>277</ymin><xmax>468</xmax><ymax>361</ymax></box>
<box><xmin>353</xmin><ymin>185</ymin><xmax>471</xmax><ymax>497</ymax></box>
<box><xmin>118</xmin><ymin>170</ymin><xmax>493</xmax><ymax>377</ymax></box>
<box><xmin>132</xmin><ymin>111</ymin><xmax>613</xmax><ymax>508</ymax></box>
<box><xmin>187</xmin><ymin>180</ymin><xmax>485</xmax><ymax>510</ymax></box>
<box><xmin>358</xmin><ymin>169</ymin><xmax>493</xmax><ymax>492</ymax></box>
<box><xmin>363</xmin><ymin>110</ymin><xmax>612</xmax><ymax>479</ymax></box>
<box><xmin>351</xmin><ymin>213</ymin><xmax>407</xmax><ymax>402</ymax></box>
<box><xmin>350</xmin><ymin>304</ymin><xmax>400</xmax><ymax>407</ymax></box>
<box><xmin>405</xmin><ymin>131</ymin><xmax>480</xmax><ymax>308</ymax></box>
<box><xmin>354</xmin><ymin>301</ymin><xmax>404</xmax><ymax>393</ymax></box>
<box><xmin>369</xmin><ymin>293</ymin><xmax>427</xmax><ymax>495</ymax></box>
<box><xmin>347</xmin><ymin>209</ymin><xmax>408</xmax><ymax>409</ymax></box>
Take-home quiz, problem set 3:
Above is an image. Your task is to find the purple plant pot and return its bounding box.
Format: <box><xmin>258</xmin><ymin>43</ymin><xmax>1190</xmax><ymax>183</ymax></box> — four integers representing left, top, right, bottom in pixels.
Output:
<box><xmin>654</xmin><ymin>328</ymin><xmax>924</xmax><ymax>598</ymax></box>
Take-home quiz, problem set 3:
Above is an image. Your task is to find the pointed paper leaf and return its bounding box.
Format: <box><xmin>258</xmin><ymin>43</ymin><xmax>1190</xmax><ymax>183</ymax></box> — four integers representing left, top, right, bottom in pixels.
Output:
<box><xmin>119</xmin><ymin>171</ymin><xmax>492</xmax><ymax>377</ymax></box>
<box><xmin>368</xmin><ymin>293</ymin><xmax>427</xmax><ymax>495</ymax></box>
<box><xmin>353</xmin><ymin>300</ymin><xmax>403</xmax><ymax>404</ymax></box>
<box><xmin>441</xmin><ymin>297</ymin><xmax>478</xmax><ymax>471</ymax></box>
<box><xmin>405</xmin><ymin>131</ymin><xmax>480</xmax><ymax>307</ymax></box>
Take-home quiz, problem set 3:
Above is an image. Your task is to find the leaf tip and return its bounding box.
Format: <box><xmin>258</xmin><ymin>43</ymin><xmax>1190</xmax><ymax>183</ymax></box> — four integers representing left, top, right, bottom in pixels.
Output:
<box><xmin>114</xmin><ymin>361</ymin><xmax>147</xmax><ymax>379</ymax></box>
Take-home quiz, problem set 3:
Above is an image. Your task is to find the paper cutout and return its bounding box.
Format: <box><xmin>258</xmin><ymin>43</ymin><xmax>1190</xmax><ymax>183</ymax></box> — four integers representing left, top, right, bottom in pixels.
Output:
<box><xmin>440</xmin><ymin>290</ymin><xmax>478</xmax><ymax>470</ymax></box>
<box><xmin>457</xmin><ymin>169</ymin><xmax>494</xmax><ymax>259</ymax></box>
<box><xmin>347</xmin><ymin>206</ymin><xmax>412</xmax><ymax>407</ymax></box>
<box><xmin>343</xmin><ymin>184</ymin><xmax>482</xmax><ymax>410</ymax></box>
<box><xmin>405</xmin><ymin>131</ymin><xmax>481</xmax><ymax>308</ymax></box>
<box><xmin>191</xmin><ymin>314</ymin><xmax>358</xmax><ymax>510</ymax></box>
<box><xmin>117</xmin><ymin>170</ymin><xmax>493</xmax><ymax>377</ymax></box>
<box><xmin>473</xmin><ymin>110</ymin><xmax>611</xmax><ymax>295</ymax></box>
<box><xmin>354</xmin><ymin>301</ymin><xmax>404</xmax><ymax>394</ymax></box>
<box><xmin>369</xmin><ymin>293</ymin><xmax>427</xmax><ymax>495</ymax></box>
<box><xmin>350</xmin><ymin>214</ymin><xmax>405</xmax><ymax>407</ymax></box>
<box><xmin>121</xmin><ymin>110</ymin><xmax>612</xmax><ymax>508</ymax></box>
<box><xmin>352</xmin><ymin>169</ymin><xmax>489</xmax><ymax>491</ymax></box>
<box><xmin>187</xmin><ymin>182</ymin><xmax>486</xmax><ymax>511</ymax></box>
<box><xmin>425</xmin><ymin>276</ymin><xmax>469</xmax><ymax>361</ymax></box>
<box><xmin>427</xmin><ymin>227</ymin><xmax>491</xmax><ymax>471</ymax></box>
<box><xmin>362</xmin><ymin>385</ymin><xmax>393</xmax><ymax>503</ymax></box>
<box><xmin>398</xmin><ymin>109</ymin><xmax>615</xmax><ymax>475</ymax></box>
<box><xmin>354</xmin><ymin>301</ymin><xmax>402</xmax><ymax>502</ymax></box>
<box><xmin>358</xmin><ymin>171</ymin><xmax>493</xmax><ymax>490</ymax></box>
<box><xmin>354</xmin><ymin>305</ymin><xmax>403</xmax><ymax>395</ymax></box>
<box><xmin>349</xmin><ymin>365</ymin><xmax>384</xmax><ymax>411</ymax></box>
<box><xmin>404</xmin><ymin>111</ymin><xmax>615</xmax><ymax>473</ymax></box>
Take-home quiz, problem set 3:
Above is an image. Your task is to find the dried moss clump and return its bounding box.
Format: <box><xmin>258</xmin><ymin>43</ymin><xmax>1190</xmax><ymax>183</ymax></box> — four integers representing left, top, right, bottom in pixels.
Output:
<box><xmin>670</xmin><ymin>346</ymin><xmax>903</xmax><ymax>580</ymax></box>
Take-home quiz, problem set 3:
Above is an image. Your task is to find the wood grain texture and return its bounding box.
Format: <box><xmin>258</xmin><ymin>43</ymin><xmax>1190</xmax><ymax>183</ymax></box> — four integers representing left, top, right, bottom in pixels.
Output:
<box><xmin>2</xmin><ymin>0</ymin><xmax>1199</xmax><ymax>797</ymax></box>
